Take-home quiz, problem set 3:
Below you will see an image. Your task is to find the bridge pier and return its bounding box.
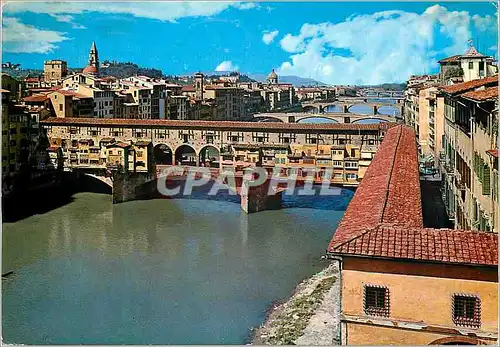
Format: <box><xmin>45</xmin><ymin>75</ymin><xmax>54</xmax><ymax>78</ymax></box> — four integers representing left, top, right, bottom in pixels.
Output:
<box><xmin>343</xmin><ymin>105</ymin><xmax>349</xmax><ymax>113</ymax></box>
<box><xmin>112</xmin><ymin>170</ymin><xmax>155</xmax><ymax>203</ymax></box>
<box><xmin>373</xmin><ymin>105</ymin><xmax>378</xmax><ymax>115</ymax></box>
<box><xmin>240</xmin><ymin>179</ymin><xmax>282</xmax><ymax>213</ymax></box>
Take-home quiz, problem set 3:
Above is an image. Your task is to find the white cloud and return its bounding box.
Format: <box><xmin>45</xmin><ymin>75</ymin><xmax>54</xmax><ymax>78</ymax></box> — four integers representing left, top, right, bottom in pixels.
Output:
<box><xmin>215</xmin><ymin>61</ymin><xmax>239</xmax><ymax>72</ymax></box>
<box><xmin>472</xmin><ymin>14</ymin><xmax>496</xmax><ymax>32</ymax></box>
<box><xmin>262</xmin><ymin>30</ymin><xmax>279</xmax><ymax>45</ymax></box>
<box><xmin>2</xmin><ymin>17</ymin><xmax>70</xmax><ymax>53</ymax></box>
<box><xmin>277</xmin><ymin>5</ymin><xmax>497</xmax><ymax>85</ymax></box>
<box><xmin>48</xmin><ymin>14</ymin><xmax>86</xmax><ymax>29</ymax></box>
<box><xmin>234</xmin><ymin>2</ymin><xmax>259</xmax><ymax>10</ymax></box>
<box><xmin>3</xmin><ymin>1</ymin><xmax>256</xmax><ymax>26</ymax></box>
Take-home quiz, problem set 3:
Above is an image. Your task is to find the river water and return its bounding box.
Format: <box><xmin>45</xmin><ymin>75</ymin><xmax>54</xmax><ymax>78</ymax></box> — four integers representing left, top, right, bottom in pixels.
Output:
<box><xmin>2</xmin><ymin>188</ymin><xmax>353</xmax><ymax>344</ymax></box>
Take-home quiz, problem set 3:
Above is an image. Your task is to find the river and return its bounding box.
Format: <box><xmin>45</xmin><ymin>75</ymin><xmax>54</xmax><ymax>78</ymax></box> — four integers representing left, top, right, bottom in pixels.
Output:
<box><xmin>2</xmin><ymin>187</ymin><xmax>353</xmax><ymax>344</ymax></box>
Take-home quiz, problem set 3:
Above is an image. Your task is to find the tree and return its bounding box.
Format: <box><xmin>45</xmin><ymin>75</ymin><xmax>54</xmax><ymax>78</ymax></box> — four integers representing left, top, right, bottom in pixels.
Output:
<box><xmin>444</xmin><ymin>66</ymin><xmax>464</xmax><ymax>79</ymax></box>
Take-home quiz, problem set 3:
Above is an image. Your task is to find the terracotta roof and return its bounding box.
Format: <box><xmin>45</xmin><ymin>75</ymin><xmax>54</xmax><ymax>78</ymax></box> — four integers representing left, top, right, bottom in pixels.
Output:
<box><xmin>328</xmin><ymin>125</ymin><xmax>422</xmax><ymax>250</ymax></box>
<box><xmin>134</xmin><ymin>141</ymin><xmax>151</xmax><ymax>146</ymax></box>
<box><xmin>24</xmin><ymin>77</ymin><xmax>41</xmax><ymax>82</ymax></box>
<box><xmin>107</xmin><ymin>142</ymin><xmax>130</xmax><ymax>149</ymax></box>
<box><xmin>461</xmin><ymin>86</ymin><xmax>498</xmax><ymax>102</ymax></box>
<box><xmin>47</xmin><ymin>146</ymin><xmax>61</xmax><ymax>151</ymax></box>
<box><xmin>486</xmin><ymin>149</ymin><xmax>498</xmax><ymax>158</ymax></box>
<box><xmin>438</xmin><ymin>55</ymin><xmax>461</xmax><ymax>64</ymax></box>
<box><xmin>100</xmin><ymin>137</ymin><xmax>115</xmax><ymax>142</ymax></box>
<box><xmin>40</xmin><ymin>117</ymin><xmax>391</xmax><ymax>133</ymax></box>
<box><xmin>23</xmin><ymin>94</ymin><xmax>47</xmax><ymax>102</ymax></box>
<box><xmin>327</xmin><ymin>124</ymin><xmax>498</xmax><ymax>267</ymax></box>
<box><xmin>441</xmin><ymin>75</ymin><xmax>498</xmax><ymax>95</ymax></box>
<box><xmin>181</xmin><ymin>85</ymin><xmax>195</xmax><ymax>92</ymax></box>
<box><xmin>332</xmin><ymin>225</ymin><xmax>498</xmax><ymax>266</ymax></box>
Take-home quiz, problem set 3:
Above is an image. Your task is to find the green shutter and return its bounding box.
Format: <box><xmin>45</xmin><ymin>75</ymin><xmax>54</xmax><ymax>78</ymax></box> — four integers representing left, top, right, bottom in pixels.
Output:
<box><xmin>493</xmin><ymin>171</ymin><xmax>498</xmax><ymax>201</ymax></box>
<box><xmin>483</xmin><ymin>165</ymin><xmax>491</xmax><ymax>195</ymax></box>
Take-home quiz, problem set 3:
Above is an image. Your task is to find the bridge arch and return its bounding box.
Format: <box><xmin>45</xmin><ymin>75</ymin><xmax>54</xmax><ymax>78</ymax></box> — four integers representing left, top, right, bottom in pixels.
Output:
<box><xmin>351</xmin><ymin>118</ymin><xmax>389</xmax><ymax>124</ymax></box>
<box><xmin>175</xmin><ymin>144</ymin><xmax>197</xmax><ymax>166</ymax></box>
<box><xmin>428</xmin><ymin>336</ymin><xmax>484</xmax><ymax>345</ymax></box>
<box><xmin>296</xmin><ymin>116</ymin><xmax>339</xmax><ymax>123</ymax></box>
<box><xmin>302</xmin><ymin>105</ymin><xmax>321</xmax><ymax>113</ymax></box>
<box><xmin>255</xmin><ymin>116</ymin><xmax>285</xmax><ymax>123</ymax></box>
<box><xmin>198</xmin><ymin>145</ymin><xmax>220</xmax><ymax>167</ymax></box>
<box><xmin>153</xmin><ymin>143</ymin><xmax>173</xmax><ymax>165</ymax></box>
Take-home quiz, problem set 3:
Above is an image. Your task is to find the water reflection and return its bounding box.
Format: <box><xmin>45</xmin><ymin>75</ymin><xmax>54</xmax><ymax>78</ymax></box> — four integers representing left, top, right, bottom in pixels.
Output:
<box><xmin>2</xmin><ymin>190</ymin><xmax>351</xmax><ymax>344</ymax></box>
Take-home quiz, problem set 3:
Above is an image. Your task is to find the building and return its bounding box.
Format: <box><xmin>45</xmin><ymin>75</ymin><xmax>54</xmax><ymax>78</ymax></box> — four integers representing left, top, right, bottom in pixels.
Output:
<box><xmin>82</xmin><ymin>41</ymin><xmax>99</xmax><ymax>76</ymax></box>
<box><xmin>43</xmin><ymin>60</ymin><xmax>68</xmax><ymax>82</ymax></box>
<box><xmin>40</xmin><ymin>117</ymin><xmax>390</xmax><ymax>187</ymax></box>
<box><xmin>2</xmin><ymin>91</ymin><xmax>32</xmax><ymax>174</ymax></box>
<box><xmin>124</xmin><ymin>76</ymin><xmax>167</xmax><ymax>119</ymax></box>
<box><xmin>438</xmin><ymin>44</ymin><xmax>497</xmax><ymax>83</ymax></box>
<box><xmin>440</xmin><ymin>75</ymin><xmax>499</xmax><ymax>233</ymax></box>
<box><xmin>266</xmin><ymin>69</ymin><xmax>278</xmax><ymax>84</ymax></box>
<box><xmin>1</xmin><ymin>73</ymin><xmax>22</xmax><ymax>101</ymax></box>
<box><xmin>203</xmin><ymin>85</ymin><xmax>245</xmax><ymax>120</ymax></box>
<box><xmin>327</xmin><ymin>125</ymin><xmax>498</xmax><ymax>345</ymax></box>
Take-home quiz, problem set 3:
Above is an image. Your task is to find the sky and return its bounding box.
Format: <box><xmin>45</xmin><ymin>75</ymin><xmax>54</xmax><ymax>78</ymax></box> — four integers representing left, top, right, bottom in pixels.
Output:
<box><xmin>2</xmin><ymin>1</ymin><xmax>498</xmax><ymax>85</ymax></box>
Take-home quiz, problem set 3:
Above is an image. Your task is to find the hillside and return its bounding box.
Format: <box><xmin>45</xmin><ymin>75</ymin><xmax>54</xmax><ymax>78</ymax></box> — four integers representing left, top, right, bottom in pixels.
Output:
<box><xmin>99</xmin><ymin>61</ymin><xmax>163</xmax><ymax>78</ymax></box>
<box><xmin>248</xmin><ymin>73</ymin><xmax>328</xmax><ymax>87</ymax></box>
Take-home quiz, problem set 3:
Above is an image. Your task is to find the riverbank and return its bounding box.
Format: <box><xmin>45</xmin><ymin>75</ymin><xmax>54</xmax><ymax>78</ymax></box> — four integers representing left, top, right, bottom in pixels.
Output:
<box><xmin>251</xmin><ymin>262</ymin><xmax>340</xmax><ymax>345</ymax></box>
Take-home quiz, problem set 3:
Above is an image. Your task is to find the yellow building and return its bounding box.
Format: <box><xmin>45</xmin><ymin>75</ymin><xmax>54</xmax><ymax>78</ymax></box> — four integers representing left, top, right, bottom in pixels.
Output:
<box><xmin>43</xmin><ymin>60</ymin><xmax>68</xmax><ymax>82</ymax></box>
<box><xmin>328</xmin><ymin>125</ymin><xmax>498</xmax><ymax>345</ymax></box>
<box><xmin>106</xmin><ymin>142</ymin><xmax>135</xmax><ymax>172</ymax></box>
<box><xmin>133</xmin><ymin>141</ymin><xmax>153</xmax><ymax>173</ymax></box>
<box><xmin>48</xmin><ymin>90</ymin><xmax>74</xmax><ymax>118</ymax></box>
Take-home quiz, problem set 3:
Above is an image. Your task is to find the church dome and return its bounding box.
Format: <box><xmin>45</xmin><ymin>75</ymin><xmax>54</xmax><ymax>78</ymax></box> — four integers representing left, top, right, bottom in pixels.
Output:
<box><xmin>267</xmin><ymin>69</ymin><xmax>278</xmax><ymax>79</ymax></box>
<box><xmin>82</xmin><ymin>65</ymin><xmax>98</xmax><ymax>74</ymax></box>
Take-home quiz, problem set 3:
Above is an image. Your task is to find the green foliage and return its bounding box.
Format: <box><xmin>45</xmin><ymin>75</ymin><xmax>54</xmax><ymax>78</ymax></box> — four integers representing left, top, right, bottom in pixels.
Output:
<box><xmin>100</xmin><ymin>62</ymin><xmax>163</xmax><ymax>78</ymax></box>
<box><xmin>444</xmin><ymin>66</ymin><xmax>464</xmax><ymax>79</ymax></box>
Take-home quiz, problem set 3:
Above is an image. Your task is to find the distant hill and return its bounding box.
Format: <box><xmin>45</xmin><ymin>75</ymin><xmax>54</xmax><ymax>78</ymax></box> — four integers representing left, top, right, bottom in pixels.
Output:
<box><xmin>248</xmin><ymin>73</ymin><xmax>328</xmax><ymax>87</ymax></box>
<box><xmin>3</xmin><ymin>68</ymin><xmax>43</xmax><ymax>79</ymax></box>
<box><xmin>100</xmin><ymin>61</ymin><xmax>163</xmax><ymax>79</ymax></box>
<box><xmin>3</xmin><ymin>61</ymin><xmax>165</xmax><ymax>80</ymax></box>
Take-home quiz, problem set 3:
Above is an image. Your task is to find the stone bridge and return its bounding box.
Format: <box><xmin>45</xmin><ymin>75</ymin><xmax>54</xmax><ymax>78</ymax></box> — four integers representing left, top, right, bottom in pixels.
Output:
<box><xmin>301</xmin><ymin>99</ymin><xmax>404</xmax><ymax>115</ymax></box>
<box><xmin>80</xmin><ymin>165</ymin><xmax>353</xmax><ymax>214</ymax></box>
<box><xmin>358</xmin><ymin>90</ymin><xmax>405</xmax><ymax>98</ymax></box>
<box><xmin>253</xmin><ymin>112</ymin><xmax>397</xmax><ymax>124</ymax></box>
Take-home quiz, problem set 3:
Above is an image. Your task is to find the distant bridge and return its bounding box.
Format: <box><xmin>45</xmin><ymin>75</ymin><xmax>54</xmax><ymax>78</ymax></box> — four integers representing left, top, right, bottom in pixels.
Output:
<box><xmin>358</xmin><ymin>90</ymin><xmax>405</xmax><ymax>98</ymax></box>
<box><xmin>253</xmin><ymin>112</ymin><xmax>397</xmax><ymax>124</ymax></box>
<box><xmin>301</xmin><ymin>99</ymin><xmax>404</xmax><ymax>115</ymax></box>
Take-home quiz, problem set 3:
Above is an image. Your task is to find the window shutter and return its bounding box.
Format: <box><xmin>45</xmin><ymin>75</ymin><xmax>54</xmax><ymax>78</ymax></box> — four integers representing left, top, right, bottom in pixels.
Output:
<box><xmin>493</xmin><ymin>171</ymin><xmax>498</xmax><ymax>201</ymax></box>
<box><xmin>483</xmin><ymin>165</ymin><xmax>490</xmax><ymax>195</ymax></box>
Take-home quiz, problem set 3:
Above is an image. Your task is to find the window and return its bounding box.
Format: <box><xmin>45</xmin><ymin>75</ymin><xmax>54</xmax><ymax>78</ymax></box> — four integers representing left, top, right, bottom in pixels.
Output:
<box><xmin>137</xmin><ymin>151</ymin><xmax>143</xmax><ymax>157</ymax></box>
<box><xmin>364</xmin><ymin>285</ymin><xmax>389</xmax><ymax>317</ymax></box>
<box><xmin>452</xmin><ymin>294</ymin><xmax>481</xmax><ymax>328</ymax></box>
<box><xmin>468</xmin><ymin>62</ymin><xmax>474</xmax><ymax>70</ymax></box>
<box><xmin>59</xmin><ymin>104</ymin><xmax>63</xmax><ymax>111</ymax></box>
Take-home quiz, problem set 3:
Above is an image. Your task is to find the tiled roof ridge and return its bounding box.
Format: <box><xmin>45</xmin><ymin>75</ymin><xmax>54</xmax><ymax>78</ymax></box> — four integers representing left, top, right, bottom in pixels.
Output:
<box><xmin>380</xmin><ymin>125</ymin><xmax>403</xmax><ymax>224</ymax></box>
<box><xmin>326</xmin><ymin>125</ymin><xmax>404</xmax><ymax>249</ymax></box>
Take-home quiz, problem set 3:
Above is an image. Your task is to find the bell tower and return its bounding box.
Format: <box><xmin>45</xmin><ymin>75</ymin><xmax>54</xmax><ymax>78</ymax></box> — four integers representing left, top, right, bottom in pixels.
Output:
<box><xmin>195</xmin><ymin>72</ymin><xmax>204</xmax><ymax>101</ymax></box>
<box><xmin>89</xmin><ymin>41</ymin><xmax>99</xmax><ymax>70</ymax></box>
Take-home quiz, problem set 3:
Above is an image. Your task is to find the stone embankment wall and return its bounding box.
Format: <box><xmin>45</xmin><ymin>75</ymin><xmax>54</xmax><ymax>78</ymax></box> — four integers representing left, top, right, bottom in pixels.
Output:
<box><xmin>252</xmin><ymin>261</ymin><xmax>341</xmax><ymax>345</ymax></box>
